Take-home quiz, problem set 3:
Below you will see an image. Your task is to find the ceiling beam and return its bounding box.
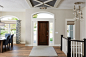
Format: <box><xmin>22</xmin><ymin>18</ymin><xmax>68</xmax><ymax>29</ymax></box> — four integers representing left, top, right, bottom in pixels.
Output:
<box><xmin>45</xmin><ymin>4</ymin><xmax>53</xmax><ymax>7</ymax></box>
<box><xmin>54</xmin><ymin>0</ymin><xmax>64</xmax><ymax>8</ymax></box>
<box><xmin>44</xmin><ymin>0</ymin><xmax>53</xmax><ymax>3</ymax></box>
<box><xmin>34</xmin><ymin>0</ymin><xmax>43</xmax><ymax>7</ymax></box>
<box><xmin>34</xmin><ymin>0</ymin><xmax>53</xmax><ymax>7</ymax></box>
<box><xmin>26</xmin><ymin>0</ymin><xmax>33</xmax><ymax>8</ymax></box>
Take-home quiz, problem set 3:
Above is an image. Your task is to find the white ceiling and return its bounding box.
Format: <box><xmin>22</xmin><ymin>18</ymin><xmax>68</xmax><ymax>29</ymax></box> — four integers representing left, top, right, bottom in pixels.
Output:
<box><xmin>0</xmin><ymin>0</ymin><xmax>30</xmax><ymax>11</ymax></box>
<box><xmin>0</xmin><ymin>0</ymin><xmax>85</xmax><ymax>11</ymax></box>
<box><xmin>57</xmin><ymin>0</ymin><xmax>85</xmax><ymax>9</ymax></box>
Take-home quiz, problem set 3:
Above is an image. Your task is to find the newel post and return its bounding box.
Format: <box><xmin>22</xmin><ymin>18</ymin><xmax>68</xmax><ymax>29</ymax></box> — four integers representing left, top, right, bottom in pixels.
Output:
<box><xmin>61</xmin><ymin>35</ymin><xmax>63</xmax><ymax>51</ymax></box>
<box><xmin>67</xmin><ymin>37</ymin><xmax>71</xmax><ymax>57</ymax></box>
<box><xmin>84</xmin><ymin>39</ymin><xmax>86</xmax><ymax>57</ymax></box>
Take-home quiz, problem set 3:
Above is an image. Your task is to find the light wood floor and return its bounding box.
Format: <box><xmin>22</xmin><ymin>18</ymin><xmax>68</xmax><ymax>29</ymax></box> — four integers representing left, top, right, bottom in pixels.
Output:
<box><xmin>0</xmin><ymin>44</ymin><xmax>66</xmax><ymax>57</ymax></box>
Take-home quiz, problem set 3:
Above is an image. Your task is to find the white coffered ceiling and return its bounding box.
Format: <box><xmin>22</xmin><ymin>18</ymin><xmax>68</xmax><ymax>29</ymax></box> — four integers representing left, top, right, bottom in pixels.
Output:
<box><xmin>0</xmin><ymin>0</ymin><xmax>85</xmax><ymax>11</ymax></box>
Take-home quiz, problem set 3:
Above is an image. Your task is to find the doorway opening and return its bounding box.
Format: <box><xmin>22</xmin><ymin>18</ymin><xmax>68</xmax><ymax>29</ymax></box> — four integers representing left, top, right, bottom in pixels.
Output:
<box><xmin>31</xmin><ymin>12</ymin><xmax>54</xmax><ymax>46</ymax></box>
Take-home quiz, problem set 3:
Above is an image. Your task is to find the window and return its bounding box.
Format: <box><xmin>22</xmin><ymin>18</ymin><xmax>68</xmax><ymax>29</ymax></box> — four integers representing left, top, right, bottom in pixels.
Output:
<box><xmin>50</xmin><ymin>22</ymin><xmax>53</xmax><ymax>43</ymax></box>
<box><xmin>0</xmin><ymin>17</ymin><xmax>18</xmax><ymax>37</ymax></box>
<box><xmin>1</xmin><ymin>24</ymin><xmax>9</xmax><ymax>36</ymax></box>
<box><xmin>33</xmin><ymin>13</ymin><xmax>54</xmax><ymax>18</ymax></box>
<box><xmin>67</xmin><ymin>25</ymin><xmax>74</xmax><ymax>39</ymax></box>
<box><xmin>10</xmin><ymin>24</ymin><xmax>16</xmax><ymax>36</ymax></box>
<box><xmin>33</xmin><ymin>22</ymin><xmax>37</xmax><ymax>43</ymax></box>
<box><xmin>1</xmin><ymin>24</ymin><xmax>16</xmax><ymax>37</ymax></box>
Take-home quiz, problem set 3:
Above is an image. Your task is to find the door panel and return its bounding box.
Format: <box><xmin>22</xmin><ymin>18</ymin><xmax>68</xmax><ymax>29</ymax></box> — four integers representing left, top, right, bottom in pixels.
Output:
<box><xmin>38</xmin><ymin>21</ymin><xmax>49</xmax><ymax>45</ymax></box>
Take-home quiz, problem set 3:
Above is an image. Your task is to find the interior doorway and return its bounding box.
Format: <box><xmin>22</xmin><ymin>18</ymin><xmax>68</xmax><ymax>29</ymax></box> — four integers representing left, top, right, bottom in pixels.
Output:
<box><xmin>38</xmin><ymin>21</ymin><xmax>49</xmax><ymax>45</ymax></box>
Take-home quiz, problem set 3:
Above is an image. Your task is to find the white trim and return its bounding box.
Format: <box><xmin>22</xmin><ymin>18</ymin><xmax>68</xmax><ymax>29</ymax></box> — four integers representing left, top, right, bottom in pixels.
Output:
<box><xmin>31</xmin><ymin>11</ymin><xmax>54</xmax><ymax>16</ymax></box>
<box><xmin>54</xmin><ymin>0</ymin><xmax>63</xmax><ymax>8</ymax></box>
<box><xmin>32</xmin><ymin>18</ymin><xmax>54</xmax><ymax>21</ymax></box>
<box><xmin>13</xmin><ymin>42</ymin><xmax>25</xmax><ymax>44</ymax></box>
<box><xmin>32</xmin><ymin>21</ymin><xmax>54</xmax><ymax>46</ymax></box>
<box><xmin>0</xmin><ymin>15</ymin><xmax>19</xmax><ymax>20</ymax></box>
<box><xmin>20</xmin><ymin>42</ymin><xmax>25</xmax><ymax>44</ymax></box>
<box><xmin>54</xmin><ymin>44</ymin><xmax>61</xmax><ymax>46</ymax></box>
<box><xmin>1</xmin><ymin>20</ymin><xmax>16</xmax><ymax>24</ymax></box>
<box><xmin>25</xmin><ymin>44</ymin><xmax>33</xmax><ymax>46</ymax></box>
<box><xmin>26</xmin><ymin>0</ymin><xmax>32</xmax><ymax>8</ymax></box>
<box><xmin>31</xmin><ymin>11</ymin><xmax>55</xmax><ymax>46</ymax></box>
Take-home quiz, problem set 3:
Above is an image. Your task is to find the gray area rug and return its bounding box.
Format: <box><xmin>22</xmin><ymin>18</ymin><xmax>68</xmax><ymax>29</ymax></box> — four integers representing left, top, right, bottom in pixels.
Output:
<box><xmin>29</xmin><ymin>46</ymin><xmax>58</xmax><ymax>56</ymax></box>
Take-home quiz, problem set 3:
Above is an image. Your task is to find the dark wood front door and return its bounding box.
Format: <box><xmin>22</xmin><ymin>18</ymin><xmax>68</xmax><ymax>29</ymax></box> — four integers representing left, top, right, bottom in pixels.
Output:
<box><xmin>38</xmin><ymin>21</ymin><xmax>49</xmax><ymax>45</ymax></box>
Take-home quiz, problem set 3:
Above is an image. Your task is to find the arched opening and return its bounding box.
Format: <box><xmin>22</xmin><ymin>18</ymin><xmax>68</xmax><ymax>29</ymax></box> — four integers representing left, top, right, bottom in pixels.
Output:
<box><xmin>31</xmin><ymin>11</ymin><xmax>55</xmax><ymax>46</ymax></box>
<box><xmin>0</xmin><ymin>16</ymin><xmax>19</xmax><ymax>37</ymax></box>
<box><xmin>33</xmin><ymin>13</ymin><xmax>54</xmax><ymax>18</ymax></box>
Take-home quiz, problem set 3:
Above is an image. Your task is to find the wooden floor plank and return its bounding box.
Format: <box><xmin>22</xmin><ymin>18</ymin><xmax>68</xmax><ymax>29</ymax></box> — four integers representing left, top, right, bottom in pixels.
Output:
<box><xmin>0</xmin><ymin>44</ymin><xmax>67</xmax><ymax>57</ymax></box>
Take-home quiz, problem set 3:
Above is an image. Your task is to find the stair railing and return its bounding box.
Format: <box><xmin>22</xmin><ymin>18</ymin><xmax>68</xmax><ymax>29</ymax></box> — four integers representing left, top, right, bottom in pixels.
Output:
<box><xmin>61</xmin><ymin>35</ymin><xmax>86</xmax><ymax>57</ymax></box>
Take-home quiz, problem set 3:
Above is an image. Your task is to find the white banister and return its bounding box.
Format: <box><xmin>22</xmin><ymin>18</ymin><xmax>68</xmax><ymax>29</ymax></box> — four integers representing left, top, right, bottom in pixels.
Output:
<box><xmin>78</xmin><ymin>42</ymin><xmax>80</xmax><ymax>57</ymax></box>
<box><xmin>71</xmin><ymin>41</ymin><xmax>72</xmax><ymax>57</ymax></box>
<box><xmin>62</xmin><ymin>38</ymin><xmax>67</xmax><ymax>55</ymax></box>
<box><xmin>73</xmin><ymin>42</ymin><xmax>75</xmax><ymax>57</ymax></box>
<box><xmin>76</xmin><ymin>42</ymin><xmax>77</xmax><ymax>57</ymax></box>
<box><xmin>81</xmin><ymin>42</ymin><xmax>82</xmax><ymax>57</ymax></box>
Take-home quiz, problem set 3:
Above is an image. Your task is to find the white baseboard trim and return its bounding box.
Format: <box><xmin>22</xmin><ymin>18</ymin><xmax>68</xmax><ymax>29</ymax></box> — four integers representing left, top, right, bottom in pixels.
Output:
<box><xmin>54</xmin><ymin>44</ymin><xmax>61</xmax><ymax>46</ymax></box>
<box><xmin>13</xmin><ymin>42</ymin><xmax>25</xmax><ymax>44</ymax></box>
<box><xmin>20</xmin><ymin>42</ymin><xmax>25</xmax><ymax>44</ymax></box>
<box><xmin>25</xmin><ymin>44</ymin><xmax>32</xmax><ymax>46</ymax></box>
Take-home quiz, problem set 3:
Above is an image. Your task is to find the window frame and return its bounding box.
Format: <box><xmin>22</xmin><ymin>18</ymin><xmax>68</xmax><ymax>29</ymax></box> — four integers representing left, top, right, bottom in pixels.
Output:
<box><xmin>0</xmin><ymin>20</ymin><xmax>16</xmax><ymax>37</ymax></box>
<box><xmin>65</xmin><ymin>19</ymin><xmax>75</xmax><ymax>39</ymax></box>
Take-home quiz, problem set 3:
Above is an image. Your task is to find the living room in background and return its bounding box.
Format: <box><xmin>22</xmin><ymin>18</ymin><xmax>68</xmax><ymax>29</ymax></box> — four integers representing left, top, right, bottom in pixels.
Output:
<box><xmin>31</xmin><ymin>11</ymin><xmax>55</xmax><ymax>46</ymax></box>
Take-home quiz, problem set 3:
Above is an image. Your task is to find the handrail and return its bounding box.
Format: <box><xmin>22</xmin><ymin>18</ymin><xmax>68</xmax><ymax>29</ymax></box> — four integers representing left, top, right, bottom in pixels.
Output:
<box><xmin>62</xmin><ymin>37</ymin><xmax>84</xmax><ymax>42</ymax></box>
<box><xmin>62</xmin><ymin>37</ymin><xmax>68</xmax><ymax>40</ymax></box>
<box><xmin>70</xmin><ymin>40</ymin><xmax>84</xmax><ymax>42</ymax></box>
<box><xmin>61</xmin><ymin>35</ymin><xmax>86</xmax><ymax>57</ymax></box>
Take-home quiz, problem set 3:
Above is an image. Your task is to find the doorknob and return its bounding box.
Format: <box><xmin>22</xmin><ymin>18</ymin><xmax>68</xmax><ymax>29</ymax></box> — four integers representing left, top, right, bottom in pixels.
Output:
<box><xmin>47</xmin><ymin>35</ymin><xmax>48</xmax><ymax>36</ymax></box>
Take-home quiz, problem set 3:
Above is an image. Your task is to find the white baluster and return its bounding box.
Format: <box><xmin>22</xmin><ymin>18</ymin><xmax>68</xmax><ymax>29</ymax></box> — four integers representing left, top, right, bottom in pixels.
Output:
<box><xmin>73</xmin><ymin>42</ymin><xmax>75</xmax><ymax>57</ymax></box>
<box><xmin>71</xmin><ymin>41</ymin><xmax>72</xmax><ymax>57</ymax></box>
<box><xmin>81</xmin><ymin>42</ymin><xmax>82</xmax><ymax>57</ymax></box>
<box><xmin>78</xmin><ymin>42</ymin><xmax>80</xmax><ymax>57</ymax></box>
<box><xmin>76</xmin><ymin>42</ymin><xmax>77</xmax><ymax>57</ymax></box>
